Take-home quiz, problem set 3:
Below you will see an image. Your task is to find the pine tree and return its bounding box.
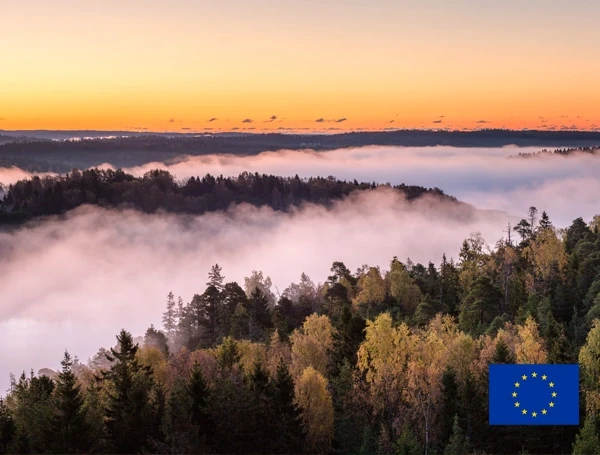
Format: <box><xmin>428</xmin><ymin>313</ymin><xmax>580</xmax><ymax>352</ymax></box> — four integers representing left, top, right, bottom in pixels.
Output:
<box><xmin>394</xmin><ymin>423</ymin><xmax>422</xmax><ymax>455</ymax></box>
<box><xmin>207</xmin><ymin>264</ymin><xmax>225</xmax><ymax>290</ymax></box>
<box><xmin>101</xmin><ymin>329</ymin><xmax>155</xmax><ymax>454</ymax></box>
<box><xmin>50</xmin><ymin>350</ymin><xmax>91</xmax><ymax>454</ymax></box>
<box><xmin>539</xmin><ymin>211</ymin><xmax>553</xmax><ymax>230</ymax></box>
<box><xmin>440</xmin><ymin>366</ymin><xmax>459</xmax><ymax>444</ymax></box>
<box><xmin>492</xmin><ymin>338</ymin><xmax>516</xmax><ymax>364</ymax></box>
<box><xmin>272</xmin><ymin>360</ymin><xmax>305</xmax><ymax>453</ymax></box>
<box><xmin>162</xmin><ymin>291</ymin><xmax>177</xmax><ymax>341</ymax></box>
<box><xmin>162</xmin><ymin>377</ymin><xmax>199</xmax><ymax>454</ymax></box>
<box><xmin>217</xmin><ymin>336</ymin><xmax>241</xmax><ymax>370</ymax></box>
<box><xmin>189</xmin><ymin>362</ymin><xmax>213</xmax><ymax>449</ymax></box>
<box><xmin>572</xmin><ymin>415</ymin><xmax>600</xmax><ymax>455</ymax></box>
<box><xmin>248</xmin><ymin>287</ymin><xmax>273</xmax><ymax>341</ymax></box>
<box><xmin>0</xmin><ymin>399</ymin><xmax>15</xmax><ymax>454</ymax></box>
<box><xmin>444</xmin><ymin>414</ymin><xmax>472</xmax><ymax>455</ymax></box>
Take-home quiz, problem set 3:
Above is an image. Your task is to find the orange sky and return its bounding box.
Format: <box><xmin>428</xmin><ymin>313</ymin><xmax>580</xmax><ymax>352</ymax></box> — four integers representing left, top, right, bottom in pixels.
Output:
<box><xmin>1</xmin><ymin>0</ymin><xmax>599</xmax><ymax>132</ymax></box>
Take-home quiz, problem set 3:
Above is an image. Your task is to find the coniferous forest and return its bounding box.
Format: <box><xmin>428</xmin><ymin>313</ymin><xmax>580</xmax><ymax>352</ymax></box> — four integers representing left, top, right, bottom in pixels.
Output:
<box><xmin>2</xmin><ymin>203</ymin><xmax>600</xmax><ymax>454</ymax></box>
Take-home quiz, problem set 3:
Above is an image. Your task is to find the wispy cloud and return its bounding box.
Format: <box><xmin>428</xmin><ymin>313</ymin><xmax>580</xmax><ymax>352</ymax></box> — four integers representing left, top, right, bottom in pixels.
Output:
<box><xmin>207</xmin><ymin>118</ymin><xmax>218</xmax><ymax>123</ymax></box>
<box><xmin>242</xmin><ymin>118</ymin><xmax>253</xmax><ymax>123</ymax></box>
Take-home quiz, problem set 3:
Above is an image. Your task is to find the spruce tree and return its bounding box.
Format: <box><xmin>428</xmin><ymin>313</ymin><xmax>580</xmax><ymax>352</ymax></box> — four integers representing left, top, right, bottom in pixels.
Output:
<box><xmin>572</xmin><ymin>415</ymin><xmax>600</xmax><ymax>455</ymax></box>
<box><xmin>492</xmin><ymin>338</ymin><xmax>516</xmax><ymax>364</ymax></box>
<box><xmin>0</xmin><ymin>399</ymin><xmax>15</xmax><ymax>454</ymax></box>
<box><xmin>101</xmin><ymin>329</ymin><xmax>155</xmax><ymax>454</ymax></box>
<box><xmin>272</xmin><ymin>360</ymin><xmax>305</xmax><ymax>453</ymax></box>
<box><xmin>189</xmin><ymin>362</ymin><xmax>214</xmax><ymax>450</ymax></box>
<box><xmin>444</xmin><ymin>414</ymin><xmax>472</xmax><ymax>455</ymax></box>
<box><xmin>207</xmin><ymin>263</ymin><xmax>225</xmax><ymax>290</ymax></box>
<box><xmin>440</xmin><ymin>366</ymin><xmax>459</xmax><ymax>444</ymax></box>
<box><xmin>248</xmin><ymin>287</ymin><xmax>273</xmax><ymax>341</ymax></box>
<box><xmin>162</xmin><ymin>291</ymin><xmax>177</xmax><ymax>341</ymax></box>
<box><xmin>50</xmin><ymin>350</ymin><xmax>91</xmax><ymax>454</ymax></box>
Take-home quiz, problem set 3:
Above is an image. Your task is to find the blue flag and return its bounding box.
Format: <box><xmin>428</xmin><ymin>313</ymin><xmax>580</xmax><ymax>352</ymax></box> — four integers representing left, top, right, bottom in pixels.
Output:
<box><xmin>489</xmin><ymin>364</ymin><xmax>579</xmax><ymax>425</ymax></box>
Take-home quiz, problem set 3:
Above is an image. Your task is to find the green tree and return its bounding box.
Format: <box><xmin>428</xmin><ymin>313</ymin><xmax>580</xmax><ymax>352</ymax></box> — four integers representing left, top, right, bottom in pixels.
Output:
<box><xmin>444</xmin><ymin>415</ymin><xmax>472</xmax><ymax>455</ymax></box>
<box><xmin>0</xmin><ymin>399</ymin><xmax>15</xmax><ymax>454</ymax></box>
<box><xmin>272</xmin><ymin>360</ymin><xmax>305</xmax><ymax>453</ymax></box>
<box><xmin>162</xmin><ymin>291</ymin><xmax>177</xmax><ymax>341</ymax></box>
<box><xmin>101</xmin><ymin>329</ymin><xmax>157</xmax><ymax>454</ymax></box>
<box><xmin>572</xmin><ymin>415</ymin><xmax>600</xmax><ymax>455</ymax></box>
<box><xmin>50</xmin><ymin>351</ymin><xmax>91</xmax><ymax>454</ymax></box>
<box><xmin>440</xmin><ymin>366</ymin><xmax>459</xmax><ymax>445</ymax></box>
<box><xmin>492</xmin><ymin>338</ymin><xmax>516</xmax><ymax>364</ymax></box>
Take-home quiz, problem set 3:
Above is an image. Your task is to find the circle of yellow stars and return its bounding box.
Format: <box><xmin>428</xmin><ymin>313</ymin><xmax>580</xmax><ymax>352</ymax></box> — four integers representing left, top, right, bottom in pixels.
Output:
<box><xmin>512</xmin><ymin>371</ymin><xmax>557</xmax><ymax>418</ymax></box>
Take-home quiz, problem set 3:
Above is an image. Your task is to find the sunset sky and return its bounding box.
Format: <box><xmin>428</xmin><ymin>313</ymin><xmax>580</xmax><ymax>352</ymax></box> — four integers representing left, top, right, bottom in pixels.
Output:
<box><xmin>2</xmin><ymin>0</ymin><xmax>599</xmax><ymax>132</ymax></box>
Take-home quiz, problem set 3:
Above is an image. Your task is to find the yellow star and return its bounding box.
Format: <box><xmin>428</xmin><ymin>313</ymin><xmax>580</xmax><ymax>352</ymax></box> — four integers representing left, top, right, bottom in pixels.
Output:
<box><xmin>549</xmin><ymin>382</ymin><xmax>555</xmax><ymax>388</ymax></box>
<box><xmin>515</xmin><ymin>402</ymin><xmax>520</xmax><ymax>407</ymax></box>
<box><xmin>532</xmin><ymin>372</ymin><xmax>538</xmax><ymax>378</ymax></box>
<box><xmin>515</xmin><ymin>382</ymin><xmax>520</xmax><ymax>388</ymax></box>
<box><xmin>512</xmin><ymin>392</ymin><xmax>518</xmax><ymax>398</ymax></box>
<box><xmin>542</xmin><ymin>409</ymin><xmax>547</xmax><ymax>415</ymax></box>
<box><xmin>542</xmin><ymin>375</ymin><xmax>547</xmax><ymax>380</ymax></box>
<box><xmin>549</xmin><ymin>402</ymin><xmax>555</xmax><ymax>407</ymax></box>
<box><xmin>522</xmin><ymin>374</ymin><xmax>528</xmax><ymax>380</ymax></box>
<box><xmin>522</xmin><ymin>409</ymin><xmax>527</xmax><ymax>415</ymax></box>
<box><xmin>552</xmin><ymin>392</ymin><xmax>557</xmax><ymax>398</ymax></box>
<box><xmin>532</xmin><ymin>412</ymin><xmax>537</xmax><ymax>417</ymax></box>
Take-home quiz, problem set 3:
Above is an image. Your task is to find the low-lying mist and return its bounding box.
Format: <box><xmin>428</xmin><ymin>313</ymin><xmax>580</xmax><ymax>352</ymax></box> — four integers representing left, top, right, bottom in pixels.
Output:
<box><xmin>107</xmin><ymin>146</ymin><xmax>597</xmax><ymax>227</ymax></box>
<box><xmin>1</xmin><ymin>145</ymin><xmax>599</xmax><ymax>393</ymax></box>
<box><xmin>0</xmin><ymin>189</ymin><xmax>509</xmax><ymax>393</ymax></box>
<box><xmin>2</xmin><ymin>145</ymin><xmax>597</xmax><ymax>225</ymax></box>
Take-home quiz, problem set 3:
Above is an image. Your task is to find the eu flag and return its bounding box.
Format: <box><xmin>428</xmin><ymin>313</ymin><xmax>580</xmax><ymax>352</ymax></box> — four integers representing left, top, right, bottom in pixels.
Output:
<box><xmin>489</xmin><ymin>364</ymin><xmax>579</xmax><ymax>425</ymax></box>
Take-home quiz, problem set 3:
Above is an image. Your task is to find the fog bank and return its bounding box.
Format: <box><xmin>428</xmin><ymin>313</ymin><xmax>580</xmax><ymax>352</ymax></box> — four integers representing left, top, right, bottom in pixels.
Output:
<box><xmin>0</xmin><ymin>189</ymin><xmax>508</xmax><ymax>392</ymax></box>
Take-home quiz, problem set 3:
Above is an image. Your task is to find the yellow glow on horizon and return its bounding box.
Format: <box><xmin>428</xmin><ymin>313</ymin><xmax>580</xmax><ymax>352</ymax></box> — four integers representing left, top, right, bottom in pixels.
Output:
<box><xmin>1</xmin><ymin>1</ymin><xmax>599</xmax><ymax>132</ymax></box>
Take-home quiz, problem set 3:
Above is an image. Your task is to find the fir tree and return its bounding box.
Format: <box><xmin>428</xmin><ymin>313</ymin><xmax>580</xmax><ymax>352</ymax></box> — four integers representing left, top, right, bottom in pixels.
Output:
<box><xmin>162</xmin><ymin>291</ymin><xmax>177</xmax><ymax>341</ymax></box>
<box><xmin>492</xmin><ymin>338</ymin><xmax>516</xmax><ymax>364</ymax></box>
<box><xmin>572</xmin><ymin>415</ymin><xmax>600</xmax><ymax>455</ymax></box>
<box><xmin>189</xmin><ymin>362</ymin><xmax>214</xmax><ymax>449</ymax></box>
<box><xmin>444</xmin><ymin>414</ymin><xmax>472</xmax><ymax>455</ymax></box>
<box><xmin>207</xmin><ymin>263</ymin><xmax>225</xmax><ymax>290</ymax></box>
<box><xmin>101</xmin><ymin>329</ymin><xmax>155</xmax><ymax>454</ymax></box>
<box><xmin>272</xmin><ymin>360</ymin><xmax>305</xmax><ymax>453</ymax></box>
<box><xmin>0</xmin><ymin>399</ymin><xmax>15</xmax><ymax>454</ymax></box>
<box><xmin>440</xmin><ymin>366</ymin><xmax>459</xmax><ymax>444</ymax></box>
<box><xmin>50</xmin><ymin>351</ymin><xmax>91</xmax><ymax>454</ymax></box>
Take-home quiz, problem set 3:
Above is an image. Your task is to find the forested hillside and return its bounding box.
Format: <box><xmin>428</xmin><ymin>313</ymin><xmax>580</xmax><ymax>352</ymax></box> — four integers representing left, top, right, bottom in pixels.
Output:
<box><xmin>2</xmin><ymin>208</ymin><xmax>600</xmax><ymax>454</ymax></box>
<box><xmin>1</xmin><ymin>130</ymin><xmax>599</xmax><ymax>171</ymax></box>
<box><xmin>0</xmin><ymin>169</ymin><xmax>455</xmax><ymax>224</ymax></box>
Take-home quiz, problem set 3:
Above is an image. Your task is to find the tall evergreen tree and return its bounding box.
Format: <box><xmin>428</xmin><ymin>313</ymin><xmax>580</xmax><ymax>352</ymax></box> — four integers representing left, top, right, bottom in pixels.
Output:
<box><xmin>440</xmin><ymin>366</ymin><xmax>459</xmax><ymax>445</ymax></box>
<box><xmin>492</xmin><ymin>338</ymin><xmax>516</xmax><ymax>364</ymax></box>
<box><xmin>207</xmin><ymin>264</ymin><xmax>225</xmax><ymax>290</ymax></box>
<box><xmin>248</xmin><ymin>287</ymin><xmax>273</xmax><ymax>341</ymax></box>
<box><xmin>189</xmin><ymin>362</ymin><xmax>213</xmax><ymax>450</ymax></box>
<box><xmin>0</xmin><ymin>399</ymin><xmax>15</xmax><ymax>454</ymax></box>
<box><xmin>444</xmin><ymin>415</ymin><xmax>472</xmax><ymax>455</ymax></box>
<box><xmin>272</xmin><ymin>360</ymin><xmax>305</xmax><ymax>453</ymax></box>
<box><xmin>162</xmin><ymin>291</ymin><xmax>177</xmax><ymax>341</ymax></box>
<box><xmin>101</xmin><ymin>329</ymin><xmax>156</xmax><ymax>454</ymax></box>
<box><xmin>50</xmin><ymin>351</ymin><xmax>91</xmax><ymax>454</ymax></box>
<box><xmin>572</xmin><ymin>415</ymin><xmax>600</xmax><ymax>455</ymax></box>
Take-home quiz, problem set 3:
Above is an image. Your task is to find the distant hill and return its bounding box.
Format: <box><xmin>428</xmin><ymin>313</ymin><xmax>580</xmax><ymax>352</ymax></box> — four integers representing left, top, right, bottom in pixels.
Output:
<box><xmin>1</xmin><ymin>129</ymin><xmax>600</xmax><ymax>172</ymax></box>
<box><xmin>0</xmin><ymin>168</ymin><xmax>468</xmax><ymax>225</ymax></box>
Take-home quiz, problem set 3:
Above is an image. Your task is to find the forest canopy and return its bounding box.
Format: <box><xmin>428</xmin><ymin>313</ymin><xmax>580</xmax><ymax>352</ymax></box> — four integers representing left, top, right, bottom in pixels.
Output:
<box><xmin>0</xmin><ymin>169</ymin><xmax>457</xmax><ymax>224</ymax></box>
<box><xmin>3</xmin><ymin>208</ymin><xmax>600</xmax><ymax>454</ymax></box>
